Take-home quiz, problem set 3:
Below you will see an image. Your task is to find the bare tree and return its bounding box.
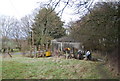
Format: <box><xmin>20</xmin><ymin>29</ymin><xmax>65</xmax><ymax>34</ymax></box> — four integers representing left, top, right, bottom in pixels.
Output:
<box><xmin>1</xmin><ymin>16</ymin><xmax>13</xmax><ymax>39</ymax></box>
<box><xmin>20</xmin><ymin>15</ymin><xmax>34</xmax><ymax>56</ymax></box>
<box><xmin>21</xmin><ymin>15</ymin><xmax>34</xmax><ymax>38</ymax></box>
<box><xmin>37</xmin><ymin>0</ymin><xmax>95</xmax><ymax>18</ymax></box>
<box><xmin>0</xmin><ymin>16</ymin><xmax>14</xmax><ymax>57</ymax></box>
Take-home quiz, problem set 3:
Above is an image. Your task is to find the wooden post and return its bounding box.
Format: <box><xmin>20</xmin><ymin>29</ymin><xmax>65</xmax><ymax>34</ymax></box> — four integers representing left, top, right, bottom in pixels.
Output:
<box><xmin>30</xmin><ymin>45</ymin><xmax>32</xmax><ymax>57</ymax></box>
<box><xmin>32</xmin><ymin>30</ymin><xmax>35</xmax><ymax>57</ymax></box>
<box><xmin>61</xmin><ymin>43</ymin><xmax>62</xmax><ymax>52</ymax></box>
<box><xmin>34</xmin><ymin>45</ymin><xmax>37</xmax><ymax>58</ymax></box>
<box><xmin>30</xmin><ymin>31</ymin><xmax>32</xmax><ymax>57</ymax></box>
<box><xmin>32</xmin><ymin>46</ymin><xmax>34</xmax><ymax>57</ymax></box>
<box><xmin>32</xmin><ymin>31</ymin><xmax>34</xmax><ymax>47</ymax></box>
<box><xmin>38</xmin><ymin>45</ymin><xmax>41</xmax><ymax>57</ymax></box>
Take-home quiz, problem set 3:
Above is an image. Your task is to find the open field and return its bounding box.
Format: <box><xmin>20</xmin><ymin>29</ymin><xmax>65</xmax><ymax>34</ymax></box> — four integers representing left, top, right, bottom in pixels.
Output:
<box><xmin>1</xmin><ymin>55</ymin><xmax>119</xmax><ymax>79</ymax></box>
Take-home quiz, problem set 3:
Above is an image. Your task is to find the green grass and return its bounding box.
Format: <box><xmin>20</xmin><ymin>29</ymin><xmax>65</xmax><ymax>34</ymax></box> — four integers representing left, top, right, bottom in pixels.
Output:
<box><xmin>12</xmin><ymin>49</ymin><xmax>20</xmax><ymax>52</ymax></box>
<box><xmin>1</xmin><ymin>55</ymin><xmax>118</xmax><ymax>79</ymax></box>
<box><xmin>0</xmin><ymin>56</ymin><xmax>2</xmax><ymax>80</ymax></box>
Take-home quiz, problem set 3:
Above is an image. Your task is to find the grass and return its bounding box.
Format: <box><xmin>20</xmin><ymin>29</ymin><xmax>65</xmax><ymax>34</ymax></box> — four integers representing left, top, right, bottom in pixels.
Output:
<box><xmin>0</xmin><ymin>56</ymin><xmax>2</xmax><ymax>80</ymax></box>
<box><xmin>1</xmin><ymin>55</ymin><xmax>119</xmax><ymax>79</ymax></box>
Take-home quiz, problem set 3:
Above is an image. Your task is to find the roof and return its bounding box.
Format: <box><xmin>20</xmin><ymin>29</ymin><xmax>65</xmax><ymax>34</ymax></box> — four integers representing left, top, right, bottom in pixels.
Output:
<box><xmin>55</xmin><ymin>36</ymin><xmax>79</xmax><ymax>42</ymax></box>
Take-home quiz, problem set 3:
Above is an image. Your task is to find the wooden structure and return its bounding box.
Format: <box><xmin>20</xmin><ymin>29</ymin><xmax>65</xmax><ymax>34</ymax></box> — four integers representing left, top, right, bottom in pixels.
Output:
<box><xmin>51</xmin><ymin>36</ymin><xmax>83</xmax><ymax>53</ymax></box>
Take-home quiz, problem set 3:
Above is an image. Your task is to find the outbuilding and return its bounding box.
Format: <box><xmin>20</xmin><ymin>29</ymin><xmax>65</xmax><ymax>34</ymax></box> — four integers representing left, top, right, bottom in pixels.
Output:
<box><xmin>51</xmin><ymin>36</ymin><xmax>84</xmax><ymax>52</ymax></box>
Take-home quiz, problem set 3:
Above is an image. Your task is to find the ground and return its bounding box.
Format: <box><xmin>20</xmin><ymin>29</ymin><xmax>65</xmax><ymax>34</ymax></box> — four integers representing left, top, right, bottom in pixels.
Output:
<box><xmin>1</xmin><ymin>54</ymin><xmax>119</xmax><ymax>79</ymax></box>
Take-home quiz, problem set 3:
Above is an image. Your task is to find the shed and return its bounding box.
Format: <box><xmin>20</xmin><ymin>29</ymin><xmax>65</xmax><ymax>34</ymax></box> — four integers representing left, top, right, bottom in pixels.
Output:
<box><xmin>51</xmin><ymin>36</ymin><xmax>83</xmax><ymax>52</ymax></box>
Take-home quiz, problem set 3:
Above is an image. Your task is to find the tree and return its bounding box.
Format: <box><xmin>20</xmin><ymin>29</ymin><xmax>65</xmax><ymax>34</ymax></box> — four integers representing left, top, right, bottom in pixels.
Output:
<box><xmin>0</xmin><ymin>15</ymin><xmax>33</xmax><ymax>53</ymax></box>
<box><xmin>70</xmin><ymin>2</ymin><xmax>119</xmax><ymax>52</ymax></box>
<box><xmin>0</xmin><ymin>16</ymin><xmax>16</xmax><ymax>57</ymax></box>
<box><xmin>40</xmin><ymin>0</ymin><xmax>94</xmax><ymax>17</ymax></box>
<box><xmin>9</xmin><ymin>19</ymin><xmax>22</xmax><ymax>50</ymax></box>
<box><xmin>21</xmin><ymin>15</ymin><xmax>34</xmax><ymax>38</ymax></box>
<box><xmin>0</xmin><ymin>16</ymin><xmax>14</xmax><ymax>49</ymax></box>
<box><xmin>32</xmin><ymin>7</ymin><xmax>65</xmax><ymax>47</ymax></box>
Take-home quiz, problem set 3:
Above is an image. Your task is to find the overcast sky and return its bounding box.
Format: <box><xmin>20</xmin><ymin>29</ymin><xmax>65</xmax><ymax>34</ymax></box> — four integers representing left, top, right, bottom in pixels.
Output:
<box><xmin>0</xmin><ymin>0</ymin><xmax>80</xmax><ymax>24</ymax></box>
<box><xmin>0</xmin><ymin>0</ymin><xmax>43</xmax><ymax>18</ymax></box>
<box><xmin>0</xmin><ymin>0</ymin><xmax>118</xmax><ymax>24</ymax></box>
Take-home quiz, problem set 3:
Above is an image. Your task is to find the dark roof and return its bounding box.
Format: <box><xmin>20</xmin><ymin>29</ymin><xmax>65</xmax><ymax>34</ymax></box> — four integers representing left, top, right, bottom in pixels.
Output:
<box><xmin>55</xmin><ymin>36</ymin><xmax>79</xmax><ymax>42</ymax></box>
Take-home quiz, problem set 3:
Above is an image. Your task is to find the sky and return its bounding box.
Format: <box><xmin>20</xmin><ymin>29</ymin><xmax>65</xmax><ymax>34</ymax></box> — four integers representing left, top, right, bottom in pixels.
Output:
<box><xmin>0</xmin><ymin>0</ymin><xmax>118</xmax><ymax>25</ymax></box>
<box><xmin>0</xmin><ymin>0</ymin><xmax>80</xmax><ymax>24</ymax></box>
<box><xmin>0</xmin><ymin>0</ymin><xmax>41</xmax><ymax>18</ymax></box>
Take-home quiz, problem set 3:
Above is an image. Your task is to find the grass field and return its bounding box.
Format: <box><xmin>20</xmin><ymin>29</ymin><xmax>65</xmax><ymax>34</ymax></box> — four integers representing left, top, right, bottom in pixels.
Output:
<box><xmin>1</xmin><ymin>55</ymin><xmax>119</xmax><ymax>79</ymax></box>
